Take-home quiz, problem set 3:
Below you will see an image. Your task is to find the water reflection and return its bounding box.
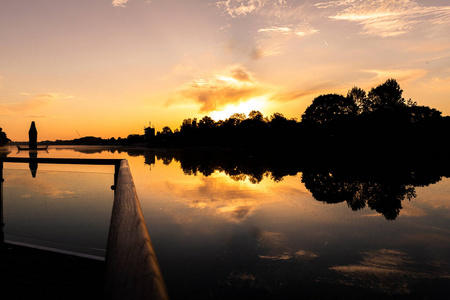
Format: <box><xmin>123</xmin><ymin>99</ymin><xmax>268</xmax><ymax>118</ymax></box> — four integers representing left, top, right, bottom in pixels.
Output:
<box><xmin>301</xmin><ymin>168</ymin><xmax>444</xmax><ymax>220</ymax></box>
<box><xmin>1</xmin><ymin>147</ymin><xmax>115</xmax><ymax>258</ymax></box>
<box><xmin>69</xmin><ymin>147</ymin><xmax>450</xmax><ymax>220</ymax></box>
<box><xmin>168</xmin><ymin>175</ymin><xmax>269</xmax><ymax>222</ymax></box>
<box><xmin>330</xmin><ymin>248</ymin><xmax>450</xmax><ymax>295</ymax></box>
<box><xmin>141</xmin><ymin>150</ymin><xmax>448</xmax><ymax>220</ymax></box>
<box><xmin>2</xmin><ymin>145</ymin><xmax>449</xmax><ymax>299</ymax></box>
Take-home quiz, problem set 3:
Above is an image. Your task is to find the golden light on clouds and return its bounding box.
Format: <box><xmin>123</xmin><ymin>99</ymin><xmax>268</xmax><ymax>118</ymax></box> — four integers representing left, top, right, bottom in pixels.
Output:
<box><xmin>0</xmin><ymin>0</ymin><xmax>449</xmax><ymax>140</ymax></box>
<box><xmin>210</xmin><ymin>96</ymin><xmax>268</xmax><ymax>121</ymax></box>
<box><xmin>169</xmin><ymin>65</ymin><xmax>271</xmax><ymax>115</ymax></box>
<box><xmin>112</xmin><ymin>0</ymin><xmax>129</xmax><ymax>7</ymax></box>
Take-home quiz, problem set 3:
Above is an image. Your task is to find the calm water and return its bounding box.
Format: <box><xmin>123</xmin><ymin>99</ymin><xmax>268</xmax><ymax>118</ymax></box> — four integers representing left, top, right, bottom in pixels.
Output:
<box><xmin>1</xmin><ymin>145</ymin><xmax>449</xmax><ymax>299</ymax></box>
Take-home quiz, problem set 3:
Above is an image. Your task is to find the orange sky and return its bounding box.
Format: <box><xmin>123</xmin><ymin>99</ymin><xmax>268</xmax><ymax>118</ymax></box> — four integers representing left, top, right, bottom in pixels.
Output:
<box><xmin>1</xmin><ymin>0</ymin><xmax>449</xmax><ymax>141</ymax></box>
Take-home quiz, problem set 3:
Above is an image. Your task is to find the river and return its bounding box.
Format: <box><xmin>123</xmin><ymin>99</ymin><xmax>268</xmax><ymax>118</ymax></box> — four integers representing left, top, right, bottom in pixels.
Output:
<box><xmin>1</xmin><ymin>145</ymin><xmax>449</xmax><ymax>299</ymax></box>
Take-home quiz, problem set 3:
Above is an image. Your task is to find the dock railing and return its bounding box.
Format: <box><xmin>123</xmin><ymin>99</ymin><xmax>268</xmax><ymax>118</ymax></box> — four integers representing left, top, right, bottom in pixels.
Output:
<box><xmin>0</xmin><ymin>157</ymin><xmax>169</xmax><ymax>300</ymax></box>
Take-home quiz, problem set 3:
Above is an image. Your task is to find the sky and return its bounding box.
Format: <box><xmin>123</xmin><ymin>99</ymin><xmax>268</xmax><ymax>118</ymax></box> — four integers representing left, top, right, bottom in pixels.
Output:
<box><xmin>1</xmin><ymin>0</ymin><xmax>449</xmax><ymax>141</ymax></box>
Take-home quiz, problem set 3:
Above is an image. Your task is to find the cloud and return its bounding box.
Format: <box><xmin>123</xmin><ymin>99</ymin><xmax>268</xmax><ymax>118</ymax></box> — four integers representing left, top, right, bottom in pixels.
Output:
<box><xmin>258</xmin><ymin>26</ymin><xmax>292</xmax><ymax>34</ymax></box>
<box><xmin>258</xmin><ymin>23</ymin><xmax>319</xmax><ymax>37</ymax></box>
<box><xmin>112</xmin><ymin>0</ymin><xmax>129</xmax><ymax>7</ymax></box>
<box><xmin>216</xmin><ymin>1</ymin><xmax>318</xmax><ymax>58</ymax></box>
<box><xmin>317</xmin><ymin>0</ymin><xmax>450</xmax><ymax>37</ymax></box>
<box><xmin>251</xmin><ymin>43</ymin><xmax>283</xmax><ymax>59</ymax></box>
<box><xmin>366</xmin><ymin>68</ymin><xmax>427</xmax><ymax>84</ymax></box>
<box><xmin>216</xmin><ymin>0</ymin><xmax>267</xmax><ymax>18</ymax></box>
<box><xmin>172</xmin><ymin>66</ymin><xmax>268</xmax><ymax>113</ymax></box>
<box><xmin>253</xmin><ymin>22</ymin><xmax>319</xmax><ymax>58</ymax></box>
<box><xmin>34</xmin><ymin>93</ymin><xmax>74</xmax><ymax>100</ymax></box>
<box><xmin>0</xmin><ymin>92</ymin><xmax>73</xmax><ymax>117</ymax></box>
<box><xmin>270</xmin><ymin>80</ymin><xmax>336</xmax><ymax>103</ymax></box>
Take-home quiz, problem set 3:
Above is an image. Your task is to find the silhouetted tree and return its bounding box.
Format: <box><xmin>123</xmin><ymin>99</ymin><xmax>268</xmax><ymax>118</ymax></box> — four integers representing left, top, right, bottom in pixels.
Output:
<box><xmin>180</xmin><ymin>118</ymin><xmax>198</xmax><ymax>133</ymax></box>
<box><xmin>126</xmin><ymin>134</ymin><xmax>144</xmax><ymax>145</ymax></box>
<box><xmin>248</xmin><ymin>110</ymin><xmax>265</xmax><ymax>122</ymax></box>
<box><xmin>161</xmin><ymin>126</ymin><xmax>173</xmax><ymax>135</ymax></box>
<box><xmin>199</xmin><ymin>116</ymin><xmax>215</xmax><ymax>129</ymax></box>
<box><xmin>408</xmin><ymin>105</ymin><xmax>442</xmax><ymax>123</ymax></box>
<box><xmin>270</xmin><ymin>112</ymin><xmax>289</xmax><ymax>125</ymax></box>
<box><xmin>301</xmin><ymin>94</ymin><xmax>358</xmax><ymax>124</ymax></box>
<box><xmin>367</xmin><ymin>78</ymin><xmax>406</xmax><ymax>112</ymax></box>
<box><xmin>0</xmin><ymin>127</ymin><xmax>10</xmax><ymax>146</ymax></box>
<box><xmin>347</xmin><ymin>86</ymin><xmax>369</xmax><ymax>114</ymax></box>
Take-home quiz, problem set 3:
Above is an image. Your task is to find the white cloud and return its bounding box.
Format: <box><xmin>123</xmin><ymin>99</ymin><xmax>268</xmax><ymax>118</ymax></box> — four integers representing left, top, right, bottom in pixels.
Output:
<box><xmin>258</xmin><ymin>23</ymin><xmax>319</xmax><ymax>37</ymax></box>
<box><xmin>112</xmin><ymin>0</ymin><xmax>129</xmax><ymax>7</ymax></box>
<box><xmin>216</xmin><ymin>0</ymin><xmax>266</xmax><ymax>18</ymax></box>
<box><xmin>216</xmin><ymin>1</ymin><xmax>318</xmax><ymax>57</ymax></box>
<box><xmin>253</xmin><ymin>22</ymin><xmax>319</xmax><ymax>58</ymax></box>
<box><xmin>216</xmin><ymin>0</ymin><xmax>292</xmax><ymax>18</ymax></box>
<box><xmin>258</xmin><ymin>26</ymin><xmax>293</xmax><ymax>34</ymax></box>
<box><xmin>317</xmin><ymin>0</ymin><xmax>450</xmax><ymax>37</ymax></box>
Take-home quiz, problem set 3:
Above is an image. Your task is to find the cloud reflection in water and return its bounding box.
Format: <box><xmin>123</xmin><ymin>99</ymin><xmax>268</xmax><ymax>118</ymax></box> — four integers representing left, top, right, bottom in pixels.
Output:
<box><xmin>331</xmin><ymin>249</ymin><xmax>450</xmax><ymax>295</ymax></box>
<box><xmin>168</xmin><ymin>173</ymin><xmax>279</xmax><ymax>222</ymax></box>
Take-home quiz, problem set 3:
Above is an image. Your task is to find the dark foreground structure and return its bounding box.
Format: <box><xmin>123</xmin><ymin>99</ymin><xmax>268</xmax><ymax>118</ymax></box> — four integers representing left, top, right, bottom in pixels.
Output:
<box><xmin>1</xmin><ymin>243</ymin><xmax>105</xmax><ymax>300</ymax></box>
<box><xmin>0</xmin><ymin>157</ymin><xmax>169</xmax><ymax>300</ymax></box>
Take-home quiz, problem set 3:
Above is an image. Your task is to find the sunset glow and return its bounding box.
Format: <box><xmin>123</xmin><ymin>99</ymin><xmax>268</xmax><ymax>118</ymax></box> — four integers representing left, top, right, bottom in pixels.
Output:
<box><xmin>0</xmin><ymin>0</ymin><xmax>449</xmax><ymax>141</ymax></box>
<box><xmin>210</xmin><ymin>97</ymin><xmax>268</xmax><ymax>121</ymax></box>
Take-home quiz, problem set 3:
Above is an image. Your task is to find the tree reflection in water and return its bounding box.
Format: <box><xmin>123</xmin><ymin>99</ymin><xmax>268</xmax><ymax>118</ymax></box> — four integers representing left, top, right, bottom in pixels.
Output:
<box><xmin>73</xmin><ymin>147</ymin><xmax>449</xmax><ymax>220</ymax></box>
<box><xmin>147</xmin><ymin>149</ymin><xmax>449</xmax><ymax>220</ymax></box>
<box><xmin>301</xmin><ymin>169</ymin><xmax>437</xmax><ymax>220</ymax></box>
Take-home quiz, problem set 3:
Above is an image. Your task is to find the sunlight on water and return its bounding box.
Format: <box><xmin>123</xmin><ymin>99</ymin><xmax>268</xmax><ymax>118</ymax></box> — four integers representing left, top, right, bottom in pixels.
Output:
<box><xmin>1</xmin><ymin>145</ymin><xmax>449</xmax><ymax>299</ymax></box>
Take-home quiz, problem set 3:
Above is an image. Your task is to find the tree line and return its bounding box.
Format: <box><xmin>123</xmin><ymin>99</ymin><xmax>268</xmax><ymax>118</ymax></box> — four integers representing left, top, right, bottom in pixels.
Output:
<box><xmin>148</xmin><ymin>78</ymin><xmax>449</xmax><ymax>156</ymax></box>
<box><xmin>4</xmin><ymin>78</ymin><xmax>448</xmax><ymax>152</ymax></box>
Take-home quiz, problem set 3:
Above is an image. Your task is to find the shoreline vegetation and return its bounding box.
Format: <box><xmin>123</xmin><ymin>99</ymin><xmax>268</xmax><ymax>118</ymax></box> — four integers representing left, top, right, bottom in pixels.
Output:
<box><xmin>4</xmin><ymin>79</ymin><xmax>450</xmax><ymax>158</ymax></box>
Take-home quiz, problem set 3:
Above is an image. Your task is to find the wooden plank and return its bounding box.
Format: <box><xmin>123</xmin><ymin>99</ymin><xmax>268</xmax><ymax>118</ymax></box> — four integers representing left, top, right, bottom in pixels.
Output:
<box><xmin>105</xmin><ymin>160</ymin><xmax>169</xmax><ymax>300</ymax></box>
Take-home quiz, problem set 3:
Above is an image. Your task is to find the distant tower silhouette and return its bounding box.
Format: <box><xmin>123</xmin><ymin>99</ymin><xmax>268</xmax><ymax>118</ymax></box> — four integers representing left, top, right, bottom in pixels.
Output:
<box><xmin>28</xmin><ymin>121</ymin><xmax>37</xmax><ymax>150</ymax></box>
<box><xmin>144</xmin><ymin>122</ymin><xmax>155</xmax><ymax>145</ymax></box>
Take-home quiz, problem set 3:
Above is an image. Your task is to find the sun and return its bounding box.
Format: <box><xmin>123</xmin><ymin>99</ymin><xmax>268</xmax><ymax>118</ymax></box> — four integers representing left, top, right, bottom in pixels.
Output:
<box><xmin>210</xmin><ymin>96</ymin><xmax>268</xmax><ymax>121</ymax></box>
